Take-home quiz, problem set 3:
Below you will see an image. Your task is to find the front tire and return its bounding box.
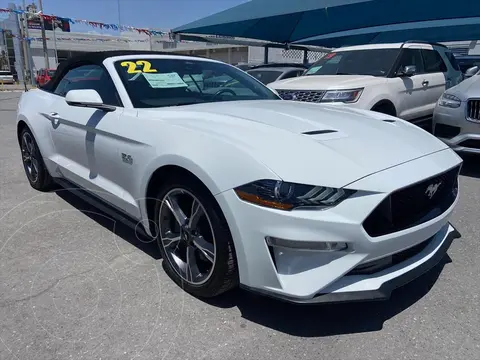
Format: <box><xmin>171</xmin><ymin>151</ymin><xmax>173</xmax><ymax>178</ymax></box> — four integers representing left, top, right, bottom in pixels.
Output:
<box><xmin>154</xmin><ymin>175</ymin><xmax>239</xmax><ymax>298</ymax></box>
<box><xmin>20</xmin><ymin>127</ymin><xmax>54</xmax><ymax>191</ymax></box>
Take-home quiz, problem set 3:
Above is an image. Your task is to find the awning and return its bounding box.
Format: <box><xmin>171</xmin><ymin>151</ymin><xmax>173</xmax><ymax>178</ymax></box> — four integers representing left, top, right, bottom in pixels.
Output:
<box><xmin>173</xmin><ymin>0</ymin><xmax>480</xmax><ymax>48</ymax></box>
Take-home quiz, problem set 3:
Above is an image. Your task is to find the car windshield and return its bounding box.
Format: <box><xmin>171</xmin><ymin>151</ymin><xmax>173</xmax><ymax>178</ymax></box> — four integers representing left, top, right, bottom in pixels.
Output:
<box><xmin>47</xmin><ymin>70</ymin><xmax>56</xmax><ymax>76</ymax></box>
<box><xmin>247</xmin><ymin>70</ymin><xmax>283</xmax><ymax>84</ymax></box>
<box><xmin>114</xmin><ymin>58</ymin><xmax>280</xmax><ymax>108</ymax></box>
<box><xmin>304</xmin><ymin>49</ymin><xmax>400</xmax><ymax>77</ymax></box>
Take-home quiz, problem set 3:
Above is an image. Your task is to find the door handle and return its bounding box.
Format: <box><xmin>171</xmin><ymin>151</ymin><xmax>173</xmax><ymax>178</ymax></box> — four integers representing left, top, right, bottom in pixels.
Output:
<box><xmin>422</xmin><ymin>80</ymin><xmax>429</xmax><ymax>86</ymax></box>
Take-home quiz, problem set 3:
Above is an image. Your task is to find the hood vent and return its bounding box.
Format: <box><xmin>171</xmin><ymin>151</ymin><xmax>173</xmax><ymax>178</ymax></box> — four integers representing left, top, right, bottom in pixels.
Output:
<box><xmin>383</xmin><ymin>119</ymin><xmax>396</xmax><ymax>123</ymax></box>
<box><xmin>302</xmin><ymin>129</ymin><xmax>337</xmax><ymax>135</ymax></box>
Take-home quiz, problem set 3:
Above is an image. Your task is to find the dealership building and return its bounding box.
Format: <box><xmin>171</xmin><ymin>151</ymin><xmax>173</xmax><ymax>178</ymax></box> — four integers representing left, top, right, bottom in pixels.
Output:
<box><xmin>0</xmin><ymin>3</ymin><xmax>331</xmax><ymax>83</ymax></box>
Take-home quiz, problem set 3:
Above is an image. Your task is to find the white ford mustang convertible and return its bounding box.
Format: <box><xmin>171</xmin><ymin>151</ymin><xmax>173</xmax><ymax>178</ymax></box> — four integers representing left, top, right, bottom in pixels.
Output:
<box><xmin>17</xmin><ymin>51</ymin><xmax>462</xmax><ymax>304</ymax></box>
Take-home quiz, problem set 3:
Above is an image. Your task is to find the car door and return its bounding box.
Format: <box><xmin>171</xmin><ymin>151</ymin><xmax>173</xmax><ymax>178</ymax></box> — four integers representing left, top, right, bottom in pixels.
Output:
<box><xmin>37</xmin><ymin>70</ymin><xmax>44</xmax><ymax>85</ymax></box>
<box><xmin>47</xmin><ymin>64</ymin><xmax>129</xmax><ymax>211</ymax></box>
<box><xmin>442</xmin><ymin>50</ymin><xmax>463</xmax><ymax>87</ymax></box>
<box><xmin>390</xmin><ymin>48</ymin><xmax>429</xmax><ymax>121</ymax></box>
<box><xmin>421</xmin><ymin>48</ymin><xmax>448</xmax><ymax>113</ymax></box>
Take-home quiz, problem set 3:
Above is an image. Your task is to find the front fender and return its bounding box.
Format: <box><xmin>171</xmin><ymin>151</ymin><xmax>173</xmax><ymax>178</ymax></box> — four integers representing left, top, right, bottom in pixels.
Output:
<box><xmin>136</xmin><ymin>129</ymin><xmax>281</xmax><ymax>234</ymax></box>
<box><xmin>16</xmin><ymin>91</ymin><xmax>57</xmax><ymax>169</ymax></box>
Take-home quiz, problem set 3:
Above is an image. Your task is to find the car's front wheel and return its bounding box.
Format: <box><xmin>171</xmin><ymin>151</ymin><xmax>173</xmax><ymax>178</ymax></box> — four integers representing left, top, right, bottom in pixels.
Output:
<box><xmin>154</xmin><ymin>175</ymin><xmax>239</xmax><ymax>298</ymax></box>
<box><xmin>20</xmin><ymin>127</ymin><xmax>53</xmax><ymax>191</ymax></box>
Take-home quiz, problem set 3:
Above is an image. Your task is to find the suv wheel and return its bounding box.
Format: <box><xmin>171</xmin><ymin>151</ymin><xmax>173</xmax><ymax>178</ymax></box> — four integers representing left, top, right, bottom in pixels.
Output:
<box><xmin>371</xmin><ymin>102</ymin><xmax>396</xmax><ymax>117</ymax></box>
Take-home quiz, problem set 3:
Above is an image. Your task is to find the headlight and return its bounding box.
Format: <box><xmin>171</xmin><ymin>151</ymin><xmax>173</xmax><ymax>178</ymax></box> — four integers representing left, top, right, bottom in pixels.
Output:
<box><xmin>438</xmin><ymin>93</ymin><xmax>461</xmax><ymax>108</ymax></box>
<box><xmin>234</xmin><ymin>179</ymin><xmax>356</xmax><ymax>210</ymax></box>
<box><xmin>321</xmin><ymin>88</ymin><xmax>363</xmax><ymax>103</ymax></box>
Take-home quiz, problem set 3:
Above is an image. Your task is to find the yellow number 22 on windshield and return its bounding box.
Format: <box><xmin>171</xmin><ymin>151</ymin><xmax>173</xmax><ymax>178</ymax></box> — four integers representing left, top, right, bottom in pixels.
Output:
<box><xmin>121</xmin><ymin>60</ymin><xmax>158</xmax><ymax>74</ymax></box>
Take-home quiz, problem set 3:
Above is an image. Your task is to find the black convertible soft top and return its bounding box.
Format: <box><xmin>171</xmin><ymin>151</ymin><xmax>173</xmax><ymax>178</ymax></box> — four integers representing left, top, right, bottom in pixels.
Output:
<box><xmin>40</xmin><ymin>50</ymin><xmax>206</xmax><ymax>92</ymax></box>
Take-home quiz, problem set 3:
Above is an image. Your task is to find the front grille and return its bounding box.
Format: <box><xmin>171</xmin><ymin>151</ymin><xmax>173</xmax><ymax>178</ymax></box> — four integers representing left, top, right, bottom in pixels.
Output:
<box><xmin>458</xmin><ymin>139</ymin><xmax>480</xmax><ymax>149</ymax></box>
<box><xmin>467</xmin><ymin>99</ymin><xmax>480</xmax><ymax>122</ymax></box>
<box><xmin>347</xmin><ymin>236</ymin><xmax>434</xmax><ymax>275</ymax></box>
<box><xmin>277</xmin><ymin>89</ymin><xmax>326</xmax><ymax>103</ymax></box>
<box><xmin>434</xmin><ymin>123</ymin><xmax>461</xmax><ymax>139</ymax></box>
<box><xmin>363</xmin><ymin>166</ymin><xmax>460</xmax><ymax>237</ymax></box>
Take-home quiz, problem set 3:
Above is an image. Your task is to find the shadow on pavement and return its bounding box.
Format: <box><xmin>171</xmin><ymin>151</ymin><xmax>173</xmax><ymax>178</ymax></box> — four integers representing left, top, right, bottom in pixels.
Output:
<box><xmin>54</xmin><ymin>184</ymin><xmax>453</xmax><ymax>337</ymax></box>
<box><xmin>55</xmin><ymin>188</ymin><xmax>161</xmax><ymax>260</ymax></box>
<box><xmin>205</xmin><ymin>255</ymin><xmax>451</xmax><ymax>337</ymax></box>
<box><xmin>460</xmin><ymin>154</ymin><xmax>480</xmax><ymax>178</ymax></box>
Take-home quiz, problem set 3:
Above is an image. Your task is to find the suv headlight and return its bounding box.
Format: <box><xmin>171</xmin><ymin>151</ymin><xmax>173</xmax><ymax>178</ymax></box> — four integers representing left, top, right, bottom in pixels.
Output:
<box><xmin>321</xmin><ymin>88</ymin><xmax>363</xmax><ymax>103</ymax></box>
<box><xmin>438</xmin><ymin>93</ymin><xmax>461</xmax><ymax>108</ymax></box>
<box><xmin>234</xmin><ymin>180</ymin><xmax>356</xmax><ymax>210</ymax></box>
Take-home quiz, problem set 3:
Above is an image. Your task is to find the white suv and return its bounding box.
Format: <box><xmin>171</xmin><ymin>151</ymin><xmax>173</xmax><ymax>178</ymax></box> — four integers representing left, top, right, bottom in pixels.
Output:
<box><xmin>268</xmin><ymin>41</ymin><xmax>463</xmax><ymax>130</ymax></box>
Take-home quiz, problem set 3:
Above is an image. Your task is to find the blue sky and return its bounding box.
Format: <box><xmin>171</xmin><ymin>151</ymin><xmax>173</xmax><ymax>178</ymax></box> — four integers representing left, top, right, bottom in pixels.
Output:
<box><xmin>0</xmin><ymin>0</ymin><xmax>248</xmax><ymax>32</ymax></box>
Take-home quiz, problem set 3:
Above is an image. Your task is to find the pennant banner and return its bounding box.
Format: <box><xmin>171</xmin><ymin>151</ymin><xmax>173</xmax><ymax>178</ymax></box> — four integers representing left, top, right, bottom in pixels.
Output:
<box><xmin>1</xmin><ymin>29</ymin><xmax>151</xmax><ymax>43</ymax></box>
<box><xmin>0</xmin><ymin>8</ymin><xmax>168</xmax><ymax>36</ymax></box>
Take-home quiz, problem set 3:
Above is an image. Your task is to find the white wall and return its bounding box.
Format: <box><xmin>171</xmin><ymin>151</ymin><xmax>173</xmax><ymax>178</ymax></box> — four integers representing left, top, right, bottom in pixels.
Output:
<box><xmin>30</xmin><ymin>47</ymin><xmax>57</xmax><ymax>70</ymax></box>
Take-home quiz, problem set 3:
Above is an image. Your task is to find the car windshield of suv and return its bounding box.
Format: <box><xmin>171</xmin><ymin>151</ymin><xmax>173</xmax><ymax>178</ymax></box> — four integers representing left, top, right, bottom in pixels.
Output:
<box><xmin>47</xmin><ymin>70</ymin><xmax>56</xmax><ymax>77</ymax></box>
<box><xmin>305</xmin><ymin>49</ymin><xmax>400</xmax><ymax>77</ymax></box>
<box><xmin>247</xmin><ymin>69</ymin><xmax>283</xmax><ymax>84</ymax></box>
<box><xmin>114</xmin><ymin>58</ymin><xmax>280</xmax><ymax>108</ymax></box>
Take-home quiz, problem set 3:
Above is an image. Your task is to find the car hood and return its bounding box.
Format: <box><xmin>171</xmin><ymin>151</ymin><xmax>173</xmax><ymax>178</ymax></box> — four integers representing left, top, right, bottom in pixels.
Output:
<box><xmin>446</xmin><ymin>75</ymin><xmax>480</xmax><ymax>100</ymax></box>
<box><xmin>142</xmin><ymin>100</ymin><xmax>449</xmax><ymax>188</ymax></box>
<box><xmin>268</xmin><ymin>75</ymin><xmax>387</xmax><ymax>91</ymax></box>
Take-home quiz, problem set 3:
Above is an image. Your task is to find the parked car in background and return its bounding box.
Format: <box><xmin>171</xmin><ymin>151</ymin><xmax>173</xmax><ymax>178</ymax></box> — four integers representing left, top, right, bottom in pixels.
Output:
<box><xmin>235</xmin><ymin>63</ymin><xmax>255</xmax><ymax>71</ymax></box>
<box><xmin>268</xmin><ymin>41</ymin><xmax>463</xmax><ymax>130</ymax></box>
<box><xmin>433</xmin><ymin>74</ymin><xmax>480</xmax><ymax>154</ymax></box>
<box><xmin>0</xmin><ymin>70</ymin><xmax>15</xmax><ymax>84</ymax></box>
<box><xmin>247</xmin><ymin>63</ymin><xmax>306</xmax><ymax>85</ymax></box>
<box><xmin>35</xmin><ymin>68</ymin><xmax>56</xmax><ymax>86</ymax></box>
<box><xmin>454</xmin><ymin>55</ymin><xmax>480</xmax><ymax>75</ymax></box>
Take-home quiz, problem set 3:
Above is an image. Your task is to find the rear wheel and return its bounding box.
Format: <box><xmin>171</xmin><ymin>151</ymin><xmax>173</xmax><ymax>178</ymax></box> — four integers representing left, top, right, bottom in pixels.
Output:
<box><xmin>154</xmin><ymin>176</ymin><xmax>238</xmax><ymax>298</ymax></box>
<box><xmin>20</xmin><ymin>127</ymin><xmax>53</xmax><ymax>191</ymax></box>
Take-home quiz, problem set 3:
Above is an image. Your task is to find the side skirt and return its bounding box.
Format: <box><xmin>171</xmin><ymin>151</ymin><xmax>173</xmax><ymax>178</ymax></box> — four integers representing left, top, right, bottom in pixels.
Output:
<box><xmin>54</xmin><ymin>178</ymin><xmax>152</xmax><ymax>239</ymax></box>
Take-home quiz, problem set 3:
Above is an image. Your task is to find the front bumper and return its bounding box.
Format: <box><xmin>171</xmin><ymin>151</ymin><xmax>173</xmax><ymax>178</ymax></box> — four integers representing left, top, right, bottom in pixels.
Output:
<box><xmin>433</xmin><ymin>103</ymin><xmax>480</xmax><ymax>154</ymax></box>
<box><xmin>241</xmin><ymin>223</ymin><xmax>459</xmax><ymax>304</ymax></box>
<box><xmin>215</xmin><ymin>148</ymin><xmax>462</xmax><ymax>303</ymax></box>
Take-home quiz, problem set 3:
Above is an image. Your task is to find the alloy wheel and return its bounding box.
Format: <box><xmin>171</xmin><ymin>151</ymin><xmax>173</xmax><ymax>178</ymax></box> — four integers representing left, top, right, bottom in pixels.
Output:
<box><xmin>21</xmin><ymin>132</ymin><xmax>39</xmax><ymax>184</ymax></box>
<box><xmin>158</xmin><ymin>188</ymin><xmax>216</xmax><ymax>285</ymax></box>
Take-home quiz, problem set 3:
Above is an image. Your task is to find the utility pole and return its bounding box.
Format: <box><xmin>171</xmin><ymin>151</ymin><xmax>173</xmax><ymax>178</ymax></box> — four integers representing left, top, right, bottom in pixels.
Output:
<box><xmin>18</xmin><ymin>10</ymin><xmax>29</xmax><ymax>90</ymax></box>
<box><xmin>37</xmin><ymin>0</ymin><xmax>50</xmax><ymax>68</ymax></box>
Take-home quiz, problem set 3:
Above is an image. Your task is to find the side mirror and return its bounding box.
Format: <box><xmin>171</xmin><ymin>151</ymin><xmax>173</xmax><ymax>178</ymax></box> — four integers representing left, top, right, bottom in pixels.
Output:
<box><xmin>464</xmin><ymin>66</ymin><xmax>479</xmax><ymax>78</ymax></box>
<box><xmin>398</xmin><ymin>65</ymin><xmax>416</xmax><ymax>77</ymax></box>
<box><xmin>65</xmin><ymin>89</ymin><xmax>116</xmax><ymax>112</ymax></box>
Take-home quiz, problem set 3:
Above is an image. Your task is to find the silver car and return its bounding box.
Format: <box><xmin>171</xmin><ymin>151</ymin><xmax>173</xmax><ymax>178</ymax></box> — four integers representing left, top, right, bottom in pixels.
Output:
<box><xmin>433</xmin><ymin>68</ymin><xmax>480</xmax><ymax>154</ymax></box>
<box><xmin>246</xmin><ymin>66</ymin><xmax>305</xmax><ymax>85</ymax></box>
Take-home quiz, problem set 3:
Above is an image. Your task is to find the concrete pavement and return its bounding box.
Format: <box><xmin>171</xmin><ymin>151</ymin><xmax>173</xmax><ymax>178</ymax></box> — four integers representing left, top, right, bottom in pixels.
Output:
<box><xmin>1</xmin><ymin>92</ymin><xmax>479</xmax><ymax>360</ymax></box>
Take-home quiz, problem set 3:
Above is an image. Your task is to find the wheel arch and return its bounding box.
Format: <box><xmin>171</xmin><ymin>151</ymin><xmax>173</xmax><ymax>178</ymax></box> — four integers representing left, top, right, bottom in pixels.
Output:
<box><xmin>17</xmin><ymin>119</ymin><xmax>29</xmax><ymax>145</ymax></box>
<box><xmin>371</xmin><ymin>99</ymin><xmax>397</xmax><ymax>116</ymax></box>
<box><xmin>140</xmin><ymin>155</ymin><xmax>225</xmax><ymax>237</ymax></box>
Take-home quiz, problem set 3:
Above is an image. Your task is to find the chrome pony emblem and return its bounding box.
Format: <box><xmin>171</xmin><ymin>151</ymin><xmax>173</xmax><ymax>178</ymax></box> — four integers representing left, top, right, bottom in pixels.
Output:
<box><xmin>425</xmin><ymin>182</ymin><xmax>442</xmax><ymax>199</ymax></box>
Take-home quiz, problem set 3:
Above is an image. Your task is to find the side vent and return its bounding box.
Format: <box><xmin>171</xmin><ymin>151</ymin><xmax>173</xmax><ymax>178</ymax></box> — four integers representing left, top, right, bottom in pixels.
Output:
<box><xmin>302</xmin><ymin>129</ymin><xmax>337</xmax><ymax>135</ymax></box>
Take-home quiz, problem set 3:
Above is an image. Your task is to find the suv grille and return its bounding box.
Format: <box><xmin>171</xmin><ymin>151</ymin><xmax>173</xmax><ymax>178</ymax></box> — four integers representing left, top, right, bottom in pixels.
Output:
<box><xmin>467</xmin><ymin>99</ymin><xmax>480</xmax><ymax>122</ymax></box>
<box><xmin>277</xmin><ymin>90</ymin><xmax>326</xmax><ymax>103</ymax></box>
<box><xmin>363</xmin><ymin>166</ymin><xmax>460</xmax><ymax>237</ymax></box>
